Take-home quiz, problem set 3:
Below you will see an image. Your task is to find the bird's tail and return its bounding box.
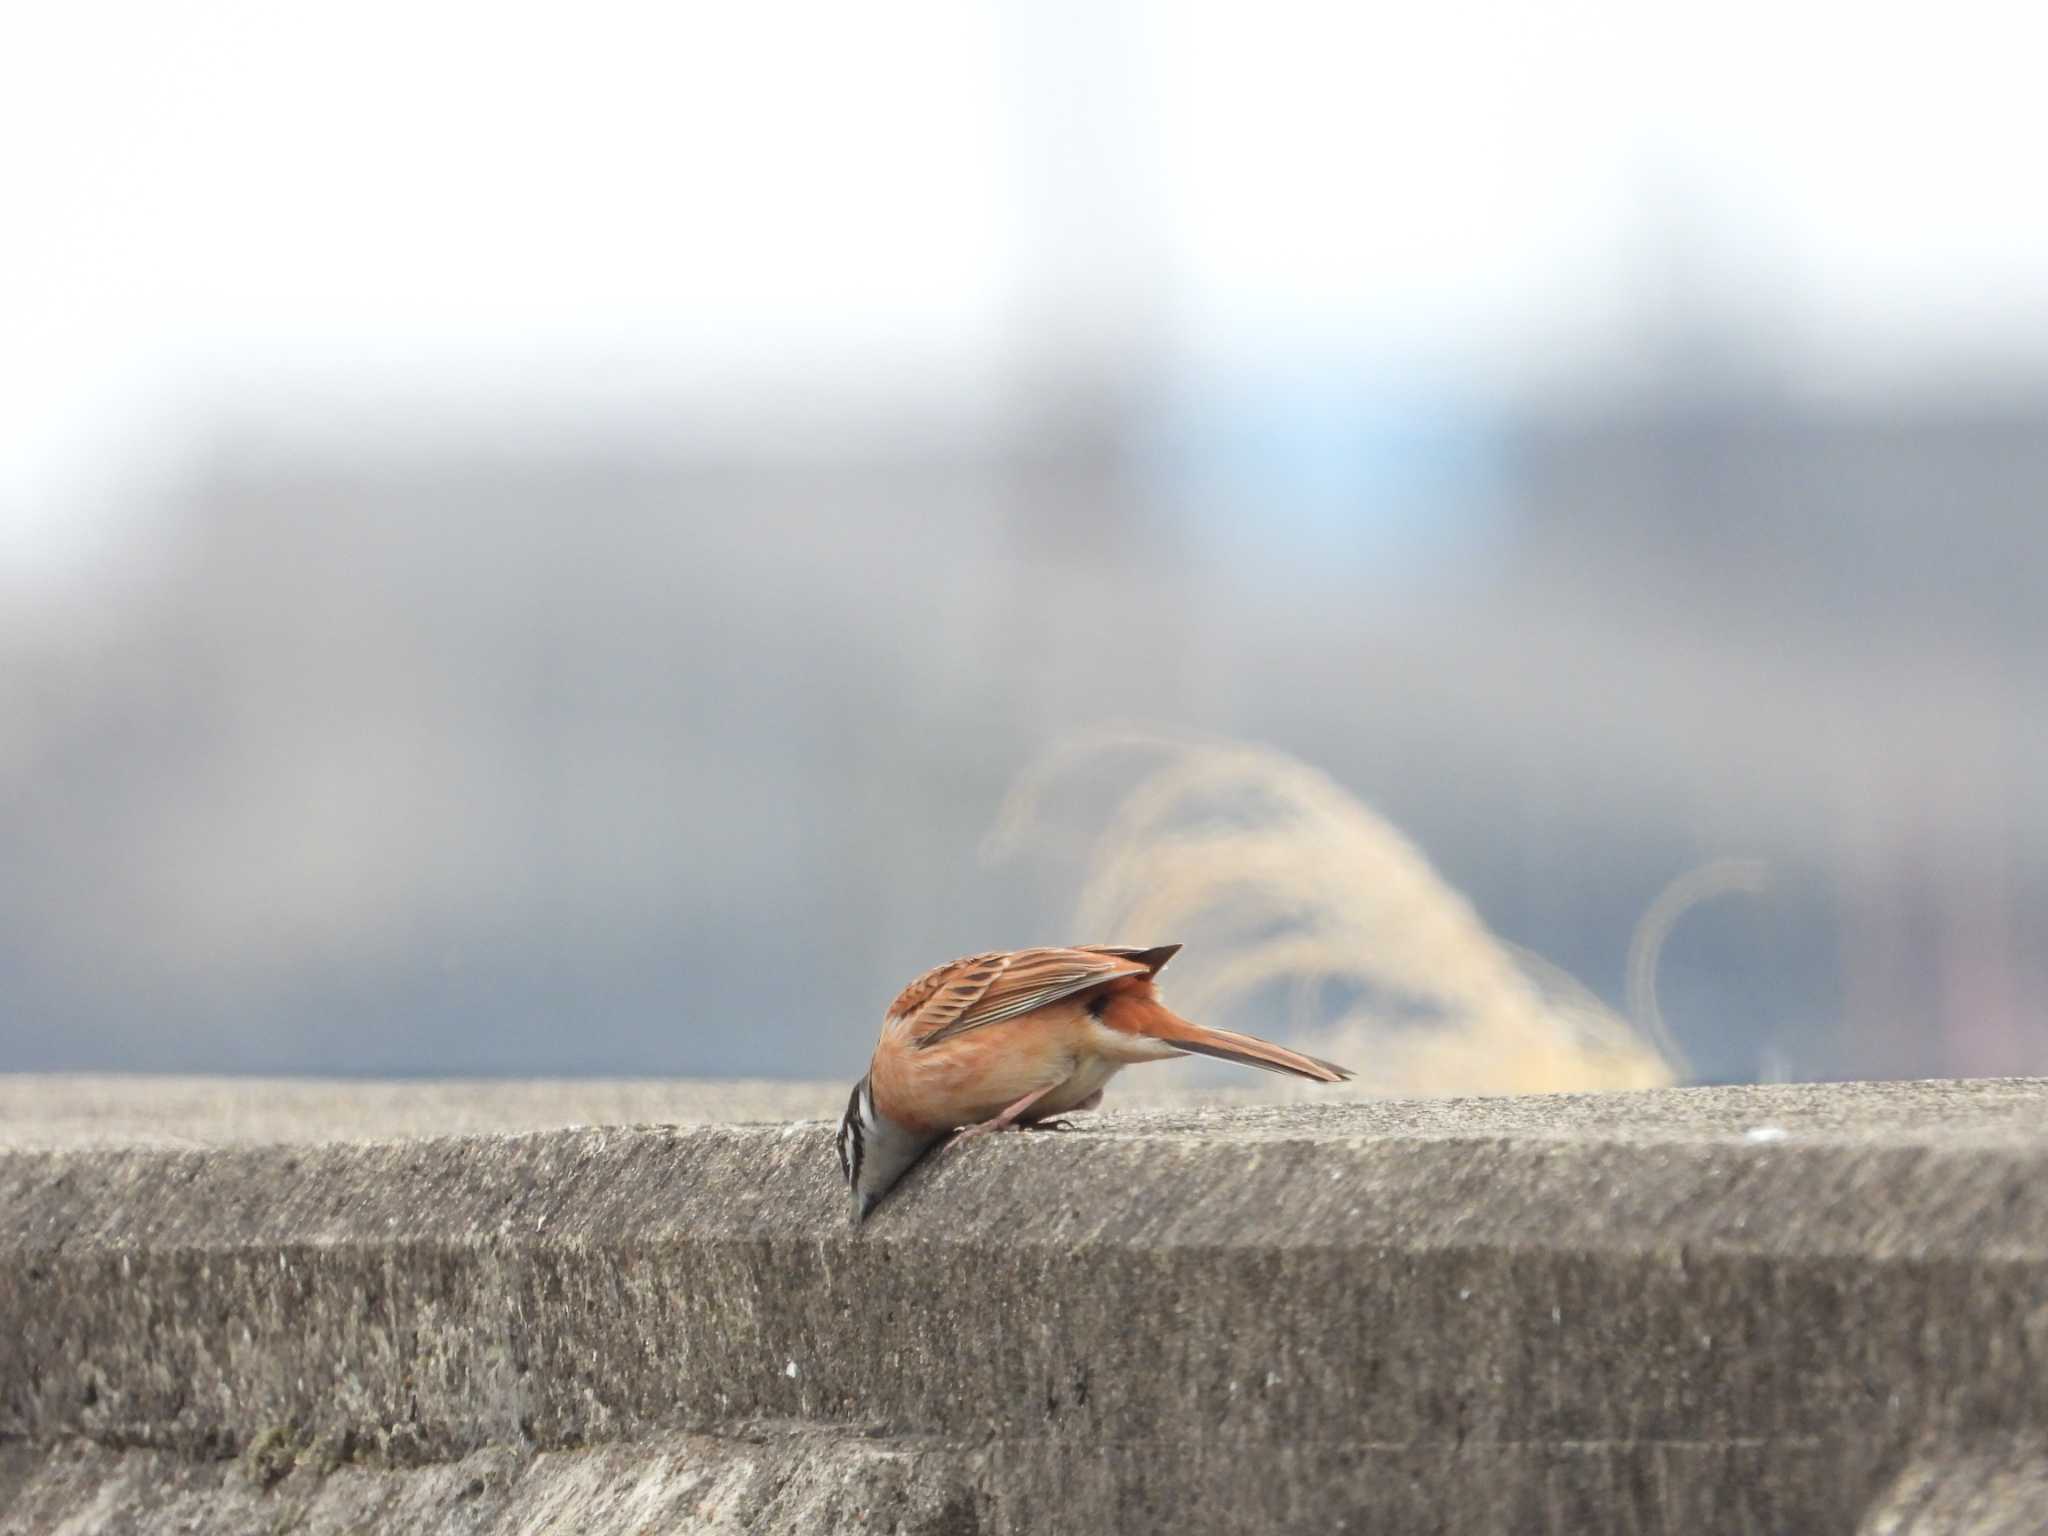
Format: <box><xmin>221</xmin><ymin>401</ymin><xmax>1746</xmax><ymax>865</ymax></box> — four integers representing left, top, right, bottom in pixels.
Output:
<box><xmin>1125</xmin><ymin>999</ymin><xmax>1353</xmax><ymax>1084</ymax></box>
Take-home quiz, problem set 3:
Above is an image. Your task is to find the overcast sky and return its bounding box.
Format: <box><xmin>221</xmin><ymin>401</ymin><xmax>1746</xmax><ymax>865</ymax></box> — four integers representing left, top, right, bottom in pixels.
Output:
<box><xmin>5</xmin><ymin>0</ymin><xmax>2047</xmax><ymax>581</ymax></box>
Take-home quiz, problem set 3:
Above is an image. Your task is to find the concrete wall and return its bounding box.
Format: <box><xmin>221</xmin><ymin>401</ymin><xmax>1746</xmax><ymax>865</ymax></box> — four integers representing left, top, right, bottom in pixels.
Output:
<box><xmin>3</xmin><ymin>1077</ymin><xmax>2047</xmax><ymax>1533</ymax></box>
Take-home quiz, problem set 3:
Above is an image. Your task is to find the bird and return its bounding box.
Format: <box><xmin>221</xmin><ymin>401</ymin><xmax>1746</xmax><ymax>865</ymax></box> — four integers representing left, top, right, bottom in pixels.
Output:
<box><xmin>836</xmin><ymin>943</ymin><xmax>1351</xmax><ymax>1223</ymax></box>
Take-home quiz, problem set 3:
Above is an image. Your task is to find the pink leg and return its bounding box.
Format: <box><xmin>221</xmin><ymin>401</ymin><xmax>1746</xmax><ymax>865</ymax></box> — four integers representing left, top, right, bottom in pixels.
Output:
<box><xmin>952</xmin><ymin>1083</ymin><xmax>1060</xmax><ymax>1142</ymax></box>
<box><xmin>1020</xmin><ymin>1088</ymin><xmax>1103</xmax><ymax>1132</ymax></box>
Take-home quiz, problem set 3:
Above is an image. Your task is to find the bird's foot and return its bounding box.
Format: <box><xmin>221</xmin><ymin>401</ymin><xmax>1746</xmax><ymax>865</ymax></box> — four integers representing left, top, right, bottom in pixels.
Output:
<box><xmin>950</xmin><ymin>1085</ymin><xmax>1061</xmax><ymax>1143</ymax></box>
<box><xmin>949</xmin><ymin>1118</ymin><xmax>1010</xmax><ymax>1143</ymax></box>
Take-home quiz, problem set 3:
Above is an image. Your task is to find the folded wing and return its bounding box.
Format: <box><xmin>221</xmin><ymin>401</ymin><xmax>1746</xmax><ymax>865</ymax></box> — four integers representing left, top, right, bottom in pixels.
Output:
<box><xmin>894</xmin><ymin>946</ymin><xmax>1154</xmax><ymax>1050</ymax></box>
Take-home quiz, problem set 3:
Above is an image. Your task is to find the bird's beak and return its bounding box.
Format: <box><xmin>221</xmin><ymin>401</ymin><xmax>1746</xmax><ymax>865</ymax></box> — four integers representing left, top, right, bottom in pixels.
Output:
<box><xmin>851</xmin><ymin>1192</ymin><xmax>877</xmax><ymax>1227</ymax></box>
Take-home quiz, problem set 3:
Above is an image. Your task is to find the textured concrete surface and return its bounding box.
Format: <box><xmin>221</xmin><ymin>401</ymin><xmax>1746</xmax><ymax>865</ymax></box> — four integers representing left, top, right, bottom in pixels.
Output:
<box><xmin>3</xmin><ymin>1077</ymin><xmax>2047</xmax><ymax>1532</ymax></box>
<box><xmin>0</xmin><ymin>1074</ymin><xmax>847</xmax><ymax>1149</ymax></box>
<box><xmin>0</xmin><ymin>1072</ymin><xmax>1268</xmax><ymax>1150</ymax></box>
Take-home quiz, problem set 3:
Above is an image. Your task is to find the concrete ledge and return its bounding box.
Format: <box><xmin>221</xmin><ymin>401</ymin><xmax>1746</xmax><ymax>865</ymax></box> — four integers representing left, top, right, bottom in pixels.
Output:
<box><xmin>4</xmin><ymin>1078</ymin><xmax>2048</xmax><ymax>1532</ymax></box>
<box><xmin>0</xmin><ymin>1072</ymin><xmax>1267</xmax><ymax>1150</ymax></box>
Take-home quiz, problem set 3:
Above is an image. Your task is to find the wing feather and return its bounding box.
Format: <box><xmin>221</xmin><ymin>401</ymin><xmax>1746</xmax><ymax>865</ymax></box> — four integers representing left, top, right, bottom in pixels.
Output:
<box><xmin>896</xmin><ymin>946</ymin><xmax>1151</xmax><ymax>1049</ymax></box>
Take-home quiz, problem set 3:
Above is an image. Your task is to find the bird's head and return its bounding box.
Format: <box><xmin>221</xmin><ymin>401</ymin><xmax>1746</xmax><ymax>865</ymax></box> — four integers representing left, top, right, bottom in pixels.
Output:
<box><xmin>836</xmin><ymin>1075</ymin><xmax>935</xmax><ymax>1226</ymax></box>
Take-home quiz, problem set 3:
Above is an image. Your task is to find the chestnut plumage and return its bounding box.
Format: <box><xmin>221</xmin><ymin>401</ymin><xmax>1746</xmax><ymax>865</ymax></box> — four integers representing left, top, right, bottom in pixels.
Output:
<box><xmin>837</xmin><ymin>942</ymin><xmax>1351</xmax><ymax>1222</ymax></box>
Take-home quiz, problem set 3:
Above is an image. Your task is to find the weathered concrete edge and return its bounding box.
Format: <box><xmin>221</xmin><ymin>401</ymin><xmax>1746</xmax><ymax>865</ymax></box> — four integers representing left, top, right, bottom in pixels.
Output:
<box><xmin>9</xmin><ymin>1104</ymin><xmax>2048</xmax><ymax>1261</ymax></box>
<box><xmin>16</xmin><ymin>1425</ymin><xmax>2046</xmax><ymax>1536</ymax></box>
<box><xmin>7</xmin><ymin>1073</ymin><xmax>2047</xmax><ymax>1152</ymax></box>
<box><xmin>7</xmin><ymin>1087</ymin><xmax>2048</xmax><ymax>1532</ymax></box>
<box><xmin>7</xmin><ymin>1106</ymin><xmax>2048</xmax><ymax>1443</ymax></box>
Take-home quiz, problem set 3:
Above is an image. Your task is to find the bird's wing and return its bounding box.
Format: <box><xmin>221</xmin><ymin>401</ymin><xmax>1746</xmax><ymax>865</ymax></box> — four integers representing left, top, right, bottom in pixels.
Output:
<box><xmin>892</xmin><ymin>947</ymin><xmax>1152</xmax><ymax>1049</ymax></box>
<box><xmin>1077</xmin><ymin>942</ymin><xmax>1182</xmax><ymax>975</ymax></box>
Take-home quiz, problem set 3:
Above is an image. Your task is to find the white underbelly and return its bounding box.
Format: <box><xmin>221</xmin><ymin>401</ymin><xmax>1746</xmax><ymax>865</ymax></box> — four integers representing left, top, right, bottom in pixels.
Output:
<box><xmin>1036</xmin><ymin>1056</ymin><xmax>1124</xmax><ymax>1114</ymax></box>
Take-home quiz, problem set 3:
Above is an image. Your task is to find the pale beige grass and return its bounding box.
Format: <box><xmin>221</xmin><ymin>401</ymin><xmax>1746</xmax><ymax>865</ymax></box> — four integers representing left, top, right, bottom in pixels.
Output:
<box><xmin>988</xmin><ymin>731</ymin><xmax>1728</xmax><ymax>1098</ymax></box>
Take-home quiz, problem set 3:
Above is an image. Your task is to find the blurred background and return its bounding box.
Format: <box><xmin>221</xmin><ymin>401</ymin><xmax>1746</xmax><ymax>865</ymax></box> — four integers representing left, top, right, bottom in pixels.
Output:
<box><xmin>3</xmin><ymin>0</ymin><xmax>2045</xmax><ymax>1091</ymax></box>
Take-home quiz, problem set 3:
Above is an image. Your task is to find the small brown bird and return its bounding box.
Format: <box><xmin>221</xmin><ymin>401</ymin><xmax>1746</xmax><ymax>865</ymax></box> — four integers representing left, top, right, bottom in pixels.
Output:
<box><xmin>836</xmin><ymin>943</ymin><xmax>1351</xmax><ymax>1222</ymax></box>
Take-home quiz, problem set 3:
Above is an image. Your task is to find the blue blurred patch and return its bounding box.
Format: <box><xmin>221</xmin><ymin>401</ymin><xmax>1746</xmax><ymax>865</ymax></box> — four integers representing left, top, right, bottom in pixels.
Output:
<box><xmin>1142</xmin><ymin>367</ymin><xmax>1507</xmax><ymax>585</ymax></box>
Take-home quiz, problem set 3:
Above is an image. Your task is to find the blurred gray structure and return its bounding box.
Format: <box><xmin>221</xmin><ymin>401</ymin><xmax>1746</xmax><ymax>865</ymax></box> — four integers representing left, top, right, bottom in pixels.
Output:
<box><xmin>3</xmin><ymin>382</ymin><xmax>2046</xmax><ymax>1085</ymax></box>
<box><xmin>4</xmin><ymin>0</ymin><xmax>2046</xmax><ymax>1088</ymax></box>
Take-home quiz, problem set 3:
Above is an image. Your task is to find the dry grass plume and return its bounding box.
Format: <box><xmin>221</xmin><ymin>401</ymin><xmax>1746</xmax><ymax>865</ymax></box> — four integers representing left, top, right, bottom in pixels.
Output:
<box><xmin>986</xmin><ymin>731</ymin><xmax>1693</xmax><ymax>1098</ymax></box>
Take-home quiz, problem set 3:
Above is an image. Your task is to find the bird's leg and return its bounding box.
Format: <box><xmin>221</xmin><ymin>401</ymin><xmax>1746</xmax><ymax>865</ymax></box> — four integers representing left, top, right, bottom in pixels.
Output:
<box><xmin>1020</xmin><ymin>1089</ymin><xmax>1103</xmax><ymax>1132</ymax></box>
<box><xmin>951</xmin><ymin>1084</ymin><xmax>1059</xmax><ymax>1142</ymax></box>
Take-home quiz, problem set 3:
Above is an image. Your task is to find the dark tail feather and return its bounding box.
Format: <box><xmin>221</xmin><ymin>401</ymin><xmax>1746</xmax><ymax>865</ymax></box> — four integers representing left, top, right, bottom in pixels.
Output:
<box><xmin>1129</xmin><ymin>942</ymin><xmax>1183</xmax><ymax>975</ymax></box>
<box><xmin>1085</xmin><ymin>941</ymin><xmax>1184</xmax><ymax>975</ymax></box>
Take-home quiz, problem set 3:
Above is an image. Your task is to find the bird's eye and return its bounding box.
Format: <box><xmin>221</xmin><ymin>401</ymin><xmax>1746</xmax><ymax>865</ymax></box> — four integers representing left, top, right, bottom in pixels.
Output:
<box><xmin>837</xmin><ymin>1120</ymin><xmax>862</xmax><ymax>1185</ymax></box>
<box><xmin>838</xmin><ymin>1120</ymin><xmax>864</xmax><ymax>1187</ymax></box>
<box><xmin>836</xmin><ymin>1081</ymin><xmax>868</xmax><ymax>1187</ymax></box>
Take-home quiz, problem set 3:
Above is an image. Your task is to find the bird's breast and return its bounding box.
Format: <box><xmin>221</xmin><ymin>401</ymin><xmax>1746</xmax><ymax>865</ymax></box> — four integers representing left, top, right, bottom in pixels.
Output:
<box><xmin>870</xmin><ymin>1001</ymin><xmax>1114</xmax><ymax>1131</ymax></box>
